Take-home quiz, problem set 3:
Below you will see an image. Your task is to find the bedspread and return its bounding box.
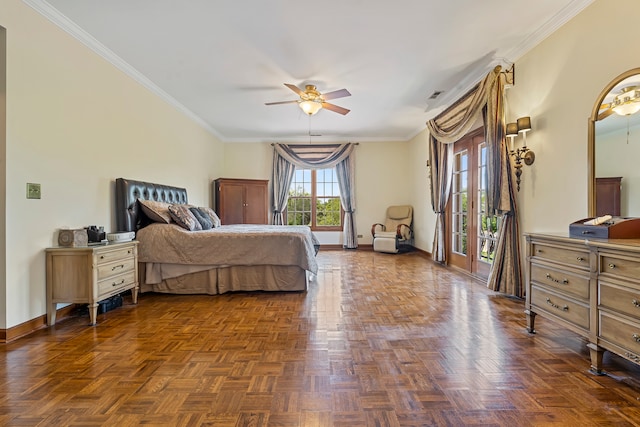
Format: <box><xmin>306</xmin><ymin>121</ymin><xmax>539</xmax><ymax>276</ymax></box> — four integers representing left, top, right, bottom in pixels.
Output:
<box><xmin>136</xmin><ymin>223</ymin><xmax>319</xmax><ymax>274</ymax></box>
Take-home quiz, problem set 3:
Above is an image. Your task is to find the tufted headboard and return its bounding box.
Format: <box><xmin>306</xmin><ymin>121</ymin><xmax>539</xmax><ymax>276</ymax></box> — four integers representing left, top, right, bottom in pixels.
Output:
<box><xmin>115</xmin><ymin>178</ymin><xmax>189</xmax><ymax>232</ymax></box>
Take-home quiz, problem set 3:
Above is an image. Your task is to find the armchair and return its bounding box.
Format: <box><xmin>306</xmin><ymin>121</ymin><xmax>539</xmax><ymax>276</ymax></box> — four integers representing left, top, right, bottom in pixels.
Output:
<box><xmin>371</xmin><ymin>205</ymin><xmax>413</xmax><ymax>253</ymax></box>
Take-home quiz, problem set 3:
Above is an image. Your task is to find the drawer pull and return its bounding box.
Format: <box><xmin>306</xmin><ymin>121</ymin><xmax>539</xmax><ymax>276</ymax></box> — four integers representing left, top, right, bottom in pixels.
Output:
<box><xmin>546</xmin><ymin>273</ymin><xmax>568</xmax><ymax>285</ymax></box>
<box><xmin>112</xmin><ymin>279</ymin><xmax>125</xmax><ymax>287</ymax></box>
<box><xmin>576</xmin><ymin>257</ymin><xmax>585</xmax><ymax>262</ymax></box>
<box><xmin>608</xmin><ymin>263</ymin><xmax>616</xmax><ymax>269</ymax></box>
<box><xmin>634</xmin><ymin>334</ymin><xmax>640</xmax><ymax>343</ymax></box>
<box><xmin>127</xmin><ymin>250</ymin><xmax>132</xmax><ymax>254</ymax></box>
<box><xmin>633</xmin><ymin>299</ymin><xmax>640</xmax><ymax>308</ymax></box>
<box><xmin>626</xmin><ymin>352</ymin><xmax>640</xmax><ymax>363</ymax></box>
<box><xmin>546</xmin><ymin>297</ymin><xmax>569</xmax><ymax>311</ymax></box>
<box><xmin>111</xmin><ymin>264</ymin><xmax>125</xmax><ymax>271</ymax></box>
<box><xmin>100</xmin><ymin>255</ymin><xmax>105</xmax><ymax>260</ymax></box>
<box><xmin>536</xmin><ymin>249</ymin><xmax>543</xmax><ymax>253</ymax></box>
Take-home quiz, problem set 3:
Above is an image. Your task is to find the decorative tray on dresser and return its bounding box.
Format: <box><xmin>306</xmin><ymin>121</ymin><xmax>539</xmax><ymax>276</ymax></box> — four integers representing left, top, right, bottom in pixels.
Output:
<box><xmin>525</xmin><ymin>232</ymin><xmax>640</xmax><ymax>373</ymax></box>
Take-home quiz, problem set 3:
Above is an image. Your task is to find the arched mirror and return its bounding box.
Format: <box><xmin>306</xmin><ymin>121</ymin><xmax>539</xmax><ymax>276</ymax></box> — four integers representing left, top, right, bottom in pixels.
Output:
<box><xmin>589</xmin><ymin>68</ymin><xmax>640</xmax><ymax>217</ymax></box>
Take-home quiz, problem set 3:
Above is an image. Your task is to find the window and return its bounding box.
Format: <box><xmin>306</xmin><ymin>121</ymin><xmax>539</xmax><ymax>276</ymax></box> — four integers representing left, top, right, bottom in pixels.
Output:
<box><xmin>287</xmin><ymin>168</ymin><xmax>342</xmax><ymax>231</ymax></box>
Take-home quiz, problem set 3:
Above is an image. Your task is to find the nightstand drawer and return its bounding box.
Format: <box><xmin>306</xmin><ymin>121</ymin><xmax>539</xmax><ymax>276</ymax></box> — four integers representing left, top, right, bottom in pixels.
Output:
<box><xmin>531</xmin><ymin>242</ymin><xmax>589</xmax><ymax>270</ymax></box>
<box><xmin>97</xmin><ymin>258</ymin><xmax>135</xmax><ymax>280</ymax></box>
<box><xmin>599</xmin><ymin>281</ymin><xmax>640</xmax><ymax>320</ymax></box>
<box><xmin>96</xmin><ymin>246</ymin><xmax>136</xmax><ymax>265</ymax></box>
<box><xmin>530</xmin><ymin>263</ymin><xmax>589</xmax><ymax>300</ymax></box>
<box><xmin>98</xmin><ymin>271</ymin><xmax>136</xmax><ymax>296</ymax></box>
<box><xmin>599</xmin><ymin>311</ymin><xmax>640</xmax><ymax>355</ymax></box>
<box><xmin>531</xmin><ymin>285</ymin><xmax>589</xmax><ymax>330</ymax></box>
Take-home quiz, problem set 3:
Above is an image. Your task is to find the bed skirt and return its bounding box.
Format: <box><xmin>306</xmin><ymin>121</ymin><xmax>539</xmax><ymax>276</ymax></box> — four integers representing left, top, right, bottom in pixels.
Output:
<box><xmin>138</xmin><ymin>263</ymin><xmax>309</xmax><ymax>295</ymax></box>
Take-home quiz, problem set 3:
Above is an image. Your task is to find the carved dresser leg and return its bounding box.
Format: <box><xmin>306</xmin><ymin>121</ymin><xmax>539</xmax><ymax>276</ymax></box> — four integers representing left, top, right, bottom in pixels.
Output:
<box><xmin>525</xmin><ymin>309</ymin><xmax>536</xmax><ymax>334</ymax></box>
<box><xmin>587</xmin><ymin>343</ymin><xmax>605</xmax><ymax>375</ymax></box>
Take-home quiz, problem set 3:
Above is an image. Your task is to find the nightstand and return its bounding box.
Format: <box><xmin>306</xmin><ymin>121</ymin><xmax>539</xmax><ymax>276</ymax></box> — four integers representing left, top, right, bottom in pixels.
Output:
<box><xmin>46</xmin><ymin>241</ymin><xmax>139</xmax><ymax>325</ymax></box>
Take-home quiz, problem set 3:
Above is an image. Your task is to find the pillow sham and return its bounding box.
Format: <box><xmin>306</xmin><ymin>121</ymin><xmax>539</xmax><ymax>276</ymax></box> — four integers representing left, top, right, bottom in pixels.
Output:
<box><xmin>138</xmin><ymin>199</ymin><xmax>172</xmax><ymax>224</ymax></box>
<box><xmin>189</xmin><ymin>207</ymin><xmax>213</xmax><ymax>230</ymax></box>
<box><xmin>168</xmin><ymin>204</ymin><xmax>203</xmax><ymax>231</ymax></box>
<box><xmin>198</xmin><ymin>207</ymin><xmax>221</xmax><ymax>228</ymax></box>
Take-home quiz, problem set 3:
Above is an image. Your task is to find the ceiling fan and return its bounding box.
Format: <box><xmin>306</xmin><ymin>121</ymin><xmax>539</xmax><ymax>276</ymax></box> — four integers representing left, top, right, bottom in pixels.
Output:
<box><xmin>265</xmin><ymin>83</ymin><xmax>351</xmax><ymax>116</ymax></box>
<box><xmin>598</xmin><ymin>85</ymin><xmax>640</xmax><ymax>120</ymax></box>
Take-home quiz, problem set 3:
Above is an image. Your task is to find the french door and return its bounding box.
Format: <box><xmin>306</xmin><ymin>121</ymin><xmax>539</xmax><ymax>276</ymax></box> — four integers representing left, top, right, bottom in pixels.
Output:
<box><xmin>447</xmin><ymin>127</ymin><xmax>499</xmax><ymax>279</ymax></box>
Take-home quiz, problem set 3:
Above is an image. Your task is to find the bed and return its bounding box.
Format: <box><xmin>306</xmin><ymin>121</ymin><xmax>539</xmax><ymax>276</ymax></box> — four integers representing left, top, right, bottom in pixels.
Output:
<box><xmin>115</xmin><ymin>178</ymin><xmax>319</xmax><ymax>294</ymax></box>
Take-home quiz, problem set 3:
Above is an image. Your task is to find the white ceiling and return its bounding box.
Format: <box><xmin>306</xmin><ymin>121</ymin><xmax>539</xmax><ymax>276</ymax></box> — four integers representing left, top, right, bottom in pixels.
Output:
<box><xmin>26</xmin><ymin>0</ymin><xmax>594</xmax><ymax>143</ymax></box>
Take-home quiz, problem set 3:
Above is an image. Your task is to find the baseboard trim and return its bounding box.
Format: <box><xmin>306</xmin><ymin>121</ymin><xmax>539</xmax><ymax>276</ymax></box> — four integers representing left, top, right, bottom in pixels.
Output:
<box><xmin>318</xmin><ymin>244</ymin><xmax>374</xmax><ymax>251</ymax></box>
<box><xmin>0</xmin><ymin>304</ymin><xmax>77</xmax><ymax>343</ymax></box>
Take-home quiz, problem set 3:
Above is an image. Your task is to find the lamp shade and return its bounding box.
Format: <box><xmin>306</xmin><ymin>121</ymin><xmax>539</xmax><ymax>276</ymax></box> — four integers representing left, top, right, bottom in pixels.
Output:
<box><xmin>517</xmin><ymin>116</ymin><xmax>531</xmax><ymax>132</ymax></box>
<box><xmin>506</xmin><ymin>122</ymin><xmax>519</xmax><ymax>136</ymax></box>
<box><xmin>299</xmin><ymin>100</ymin><xmax>322</xmax><ymax>116</ymax></box>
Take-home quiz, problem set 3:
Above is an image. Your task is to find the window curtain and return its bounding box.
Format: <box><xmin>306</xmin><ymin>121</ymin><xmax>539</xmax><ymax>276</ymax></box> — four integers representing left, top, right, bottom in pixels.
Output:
<box><xmin>426</xmin><ymin>66</ymin><xmax>523</xmax><ymax>297</ymax></box>
<box><xmin>271</xmin><ymin>149</ymin><xmax>296</xmax><ymax>225</ymax></box>
<box><xmin>271</xmin><ymin>143</ymin><xmax>358</xmax><ymax>248</ymax></box>
<box><xmin>428</xmin><ymin>139</ymin><xmax>453</xmax><ymax>262</ymax></box>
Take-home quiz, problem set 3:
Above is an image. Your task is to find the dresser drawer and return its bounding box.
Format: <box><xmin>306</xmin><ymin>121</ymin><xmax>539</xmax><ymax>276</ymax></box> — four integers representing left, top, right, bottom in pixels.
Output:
<box><xmin>599</xmin><ymin>253</ymin><xmax>640</xmax><ymax>281</ymax></box>
<box><xmin>531</xmin><ymin>285</ymin><xmax>590</xmax><ymax>330</ymax></box>
<box><xmin>98</xmin><ymin>271</ymin><xmax>136</xmax><ymax>296</ymax></box>
<box><xmin>599</xmin><ymin>311</ymin><xmax>640</xmax><ymax>356</ymax></box>
<box><xmin>97</xmin><ymin>258</ymin><xmax>135</xmax><ymax>281</ymax></box>
<box><xmin>530</xmin><ymin>242</ymin><xmax>589</xmax><ymax>270</ymax></box>
<box><xmin>530</xmin><ymin>263</ymin><xmax>589</xmax><ymax>300</ymax></box>
<box><xmin>599</xmin><ymin>281</ymin><xmax>640</xmax><ymax>320</ymax></box>
<box><xmin>96</xmin><ymin>245</ymin><xmax>136</xmax><ymax>265</ymax></box>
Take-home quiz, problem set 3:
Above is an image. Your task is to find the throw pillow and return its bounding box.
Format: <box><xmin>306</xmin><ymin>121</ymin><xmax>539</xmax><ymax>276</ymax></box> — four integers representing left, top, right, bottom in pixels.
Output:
<box><xmin>198</xmin><ymin>207</ymin><xmax>222</xmax><ymax>228</ymax></box>
<box><xmin>189</xmin><ymin>207</ymin><xmax>213</xmax><ymax>230</ymax></box>
<box><xmin>168</xmin><ymin>204</ymin><xmax>203</xmax><ymax>231</ymax></box>
<box><xmin>138</xmin><ymin>199</ymin><xmax>172</xmax><ymax>224</ymax></box>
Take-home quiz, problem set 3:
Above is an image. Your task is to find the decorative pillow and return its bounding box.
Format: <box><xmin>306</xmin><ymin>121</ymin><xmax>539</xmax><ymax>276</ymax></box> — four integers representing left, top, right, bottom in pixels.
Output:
<box><xmin>189</xmin><ymin>207</ymin><xmax>213</xmax><ymax>230</ymax></box>
<box><xmin>138</xmin><ymin>199</ymin><xmax>172</xmax><ymax>224</ymax></box>
<box><xmin>168</xmin><ymin>204</ymin><xmax>202</xmax><ymax>231</ymax></box>
<box><xmin>198</xmin><ymin>207</ymin><xmax>221</xmax><ymax>228</ymax></box>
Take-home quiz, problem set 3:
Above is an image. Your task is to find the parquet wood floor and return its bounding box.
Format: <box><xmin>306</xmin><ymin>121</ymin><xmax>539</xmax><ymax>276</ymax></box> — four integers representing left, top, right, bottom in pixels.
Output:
<box><xmin>1</xmin><ymin>250</ymin><xmax>640</xmax><ymax>426</ymax></box>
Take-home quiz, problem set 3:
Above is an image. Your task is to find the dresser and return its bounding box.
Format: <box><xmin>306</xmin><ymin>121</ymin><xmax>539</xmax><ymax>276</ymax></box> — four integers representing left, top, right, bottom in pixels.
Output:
<box><xmin>214</xmin><ymin>178</ymin><xmax>268</xmax><ymax>225</ymax></box>
<box><xmin>525</xmin><ymin>232</ymin><xmax>640</xmax><ymax>373</ymax></box>
<box><xmin>46</xmin><ymin>241</ymin><xmax>139</xmax><ymax>326</ymax></box>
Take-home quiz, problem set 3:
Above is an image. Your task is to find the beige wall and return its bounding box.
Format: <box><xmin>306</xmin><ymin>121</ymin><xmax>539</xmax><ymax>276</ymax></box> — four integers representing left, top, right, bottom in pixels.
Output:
<box><xmin>2</xmin><ymin>0</ymin><xmax>225</xmax><ymax>328</ymax></box>
<box><xmin>509</xmin><ymin>0</ymin><xmax>640</xmax><ymax>234</ymax></box>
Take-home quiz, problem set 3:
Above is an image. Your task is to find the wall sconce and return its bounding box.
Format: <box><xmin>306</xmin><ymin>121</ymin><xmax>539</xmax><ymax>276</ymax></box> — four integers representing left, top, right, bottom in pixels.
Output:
<box><xmin>506</xmin><ymin>116</ymin><xmax>534</xmax><ymax>191</ymax></box>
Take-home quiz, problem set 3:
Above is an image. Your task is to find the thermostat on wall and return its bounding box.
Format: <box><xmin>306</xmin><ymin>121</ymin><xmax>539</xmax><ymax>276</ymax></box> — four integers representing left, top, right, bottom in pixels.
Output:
<box><xmin>106</xmin><ymin>231</ymin><xmax>135</xmax><ymax>242</ymax></box>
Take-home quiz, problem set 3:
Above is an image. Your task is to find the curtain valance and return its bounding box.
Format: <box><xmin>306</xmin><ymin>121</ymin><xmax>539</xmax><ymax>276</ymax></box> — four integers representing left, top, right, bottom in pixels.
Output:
<box><xmin>273</xmin><ymin>143</ymin><xmax>355</xmax><ymax>168</ymax></box>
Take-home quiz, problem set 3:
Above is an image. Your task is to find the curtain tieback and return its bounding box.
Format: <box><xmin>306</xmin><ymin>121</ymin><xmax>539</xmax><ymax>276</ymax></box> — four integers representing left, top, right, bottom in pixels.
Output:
<box><xmin>345</xmin><ymin>210</ymin><xmax>354</xmax><ymax>214</ymax></box>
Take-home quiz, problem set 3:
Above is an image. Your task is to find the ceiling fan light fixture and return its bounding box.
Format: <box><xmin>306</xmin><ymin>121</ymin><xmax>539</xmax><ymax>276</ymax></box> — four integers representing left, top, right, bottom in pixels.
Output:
<box><xmin>299</xmin><ymin>100</ymin><xmax>323</xmax><ymax>116</ymax></box>
<box><xmin>611</xmin><ymin>86</ymin><xmax>640</xmax><ymax>116</ymax></box>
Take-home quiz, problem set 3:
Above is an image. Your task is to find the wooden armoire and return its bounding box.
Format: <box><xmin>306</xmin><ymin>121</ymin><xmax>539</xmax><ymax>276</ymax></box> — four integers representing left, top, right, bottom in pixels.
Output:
<box><xmin>595</xmin><ymin>177</ymin><xmax>622</xmax><ymax>216</ymax></box>
<box><xmin>213</xmin><ymin>178</ymin><xmax>268</xmax><ymax>225</ymax></box>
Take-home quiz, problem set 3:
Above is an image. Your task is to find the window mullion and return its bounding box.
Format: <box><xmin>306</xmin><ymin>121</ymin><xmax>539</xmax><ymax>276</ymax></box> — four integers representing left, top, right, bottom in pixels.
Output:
<box><xmin>311</xmin><ymin>169</ymin><xmax>317</xmax><ymax>228</ymax></box>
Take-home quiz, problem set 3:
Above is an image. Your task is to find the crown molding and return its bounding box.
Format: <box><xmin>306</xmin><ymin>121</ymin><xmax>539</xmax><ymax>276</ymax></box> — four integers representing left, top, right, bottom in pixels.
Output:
<box><xmin>22</xmin><ymin>0</ymin><xmax>226</xmax><ymax>141</ymax></box>
<box><xmin>503</xmin><ymin>0</ymin><xmax>595</xmax><ymax>62</ymax></box>
<box><xmin>423</xmin><ymin>0</ymin><xmax>594</xmax><ymax>126</ymax></box>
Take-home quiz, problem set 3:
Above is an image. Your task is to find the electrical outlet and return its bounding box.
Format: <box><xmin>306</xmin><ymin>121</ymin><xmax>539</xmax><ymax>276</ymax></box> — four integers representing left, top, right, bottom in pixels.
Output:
<box><xmin>27</xmin><ymin>183</ymin><xmax>41</xmax><ymax>199</ymax></box>
<box><xmin>357</xmin><ymin>234</ymin><xmax>363</xmax><ymax>238</ymax></box>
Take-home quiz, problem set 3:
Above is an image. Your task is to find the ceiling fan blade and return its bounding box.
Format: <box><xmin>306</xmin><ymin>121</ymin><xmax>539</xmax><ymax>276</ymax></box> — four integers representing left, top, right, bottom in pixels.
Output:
<box><xmin>322</xmin><ymin>102</ymin><xmax>350</xmax><ymax>115</ymax></box>
<box><xmin>598</xmin><ymin>108</ymin><xmax>614</xmax><ymax>121</ymax></box>
<box><xmin>284</xmin><ymin>83</ymin><xmax>304</xmax><ymax>96</ymax></box>
<box><xmin>321</xmin><ymin>88</ymin><xmax>351</xmax><ymax>101</ymax></box>
<box><xmin>265</xmin><ymin>100</ymin><xmax>299</xmax><ymax>106</ymax></box>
